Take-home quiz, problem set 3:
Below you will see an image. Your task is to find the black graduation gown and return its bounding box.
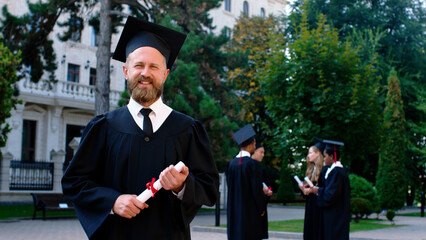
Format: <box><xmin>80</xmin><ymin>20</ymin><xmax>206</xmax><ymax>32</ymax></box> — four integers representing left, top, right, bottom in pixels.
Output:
<box><xmin>317</xmin><ymin>166</ymin><xmax>350</xmax><ymax>240</ymax></box>
<box><xmin>304</xmin><ymin>194</ymin><xmax>320</xmax><ymax>240</ymax></box>
<box><xmin>260</xmin><ymin>167</ymin><xmax>270</xmax><ymax>239</ymax></box>
<box><xmin>61</xmin><ymin>107</ymin><xmax>219</xmax><ymax>240</ymax></box>
<box><xmin>226</xmin><ymin>156</ymin><xmax>266</xmax><ymax>240</ymax></box>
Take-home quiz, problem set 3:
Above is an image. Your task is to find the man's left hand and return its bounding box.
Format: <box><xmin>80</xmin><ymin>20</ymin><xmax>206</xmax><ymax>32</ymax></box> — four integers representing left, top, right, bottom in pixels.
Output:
<box><xmin>160</xmin><ymin>164</ymin><xmax>189</xmax><ymax>192</ymax></box>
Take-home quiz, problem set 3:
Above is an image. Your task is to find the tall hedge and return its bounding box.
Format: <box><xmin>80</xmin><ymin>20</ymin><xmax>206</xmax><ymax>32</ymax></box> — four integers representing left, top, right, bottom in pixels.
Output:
<box><xmin>0</xmin><ymin>39</ymin><xmax>21</xmax><ymax>160</ymax></box>
<box><xmin>375</xmin><ymin>69</ymin><xmax>407</xmax><ymax>210</ymax></box>
<box><xmin>276</xmin><ymin>162</ymin><xmax>295</xmax><ymax>204</ymax></box>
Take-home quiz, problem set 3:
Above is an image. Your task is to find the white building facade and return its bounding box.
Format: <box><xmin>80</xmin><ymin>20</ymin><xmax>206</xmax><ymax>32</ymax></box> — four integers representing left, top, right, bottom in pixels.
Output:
<box><xmin>0</xmin><ymin>0</ymin><xmax>286</xmax><ymax>202</ymax></box>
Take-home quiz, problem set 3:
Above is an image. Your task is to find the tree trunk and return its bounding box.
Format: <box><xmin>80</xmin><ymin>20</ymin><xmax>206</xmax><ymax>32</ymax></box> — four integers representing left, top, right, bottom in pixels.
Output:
<box><xmin>95</xmin><ymin>0</ymin><xmax>112</xmax><ymax>115</ymax></box>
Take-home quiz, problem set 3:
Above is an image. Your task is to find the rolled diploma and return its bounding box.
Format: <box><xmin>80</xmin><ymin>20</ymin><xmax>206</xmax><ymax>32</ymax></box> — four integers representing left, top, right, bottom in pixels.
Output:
<box><xmin>304</xmin><ymin>176</ymin><xmax>314</xmax><ymax>187</ymax></box>
<box><xmin>294</xmin><ymin>176</ymin><xmax>303</xmax><ymax>187</ymax></box>
<box><xmin>136</xmin><ymin>161</ymin><xmax>186</xmax><ymax>203</ymax></box>
<box><xmin>262</xmin><ymin>182</ymin><xmax>268</xmax><ymax>190</ymax></box>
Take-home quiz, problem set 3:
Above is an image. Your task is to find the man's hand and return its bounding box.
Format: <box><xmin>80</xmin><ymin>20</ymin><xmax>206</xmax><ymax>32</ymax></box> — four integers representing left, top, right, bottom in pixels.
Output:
<box><xmin>113</xmin><ymin>194</ymin><xmax>149</xmax><ymax>219</ymax></box>
<box><xmin>159</xmin><ymin>164</ymin><xmax>189</xmax><ymax>193</ymax></box>
<box><xmin>263</xmin><ymin>188</ymin><xmax>273</xmax><ymax>197</ymax></box>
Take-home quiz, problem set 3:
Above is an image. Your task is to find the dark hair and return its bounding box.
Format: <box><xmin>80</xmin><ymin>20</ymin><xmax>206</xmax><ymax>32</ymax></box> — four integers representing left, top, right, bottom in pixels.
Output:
<box><xmin>241</xmin><ymin>137</ymin><xmax>255</xmax><ymax>148</ymax></box>
<box><xmin>324</xmin><ymin>148</ymin><xmax>340</xmax><ymax>161</ymax></box>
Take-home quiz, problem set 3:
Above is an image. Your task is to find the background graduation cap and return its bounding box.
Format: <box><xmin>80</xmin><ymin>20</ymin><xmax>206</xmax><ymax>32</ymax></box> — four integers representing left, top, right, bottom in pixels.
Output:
<box><xmin>112</xmin><ymin>16</ymin><xmax>187</xmax><ymax>69</ymax></box>
<box><xmin>233</xmin><ymin>124</ymin><xmax>256</xmax><ymax>164</ymax></box>
<box><xmin>313</xmin><ymin>137</ymin><xmax>325</xmax><ymax>153</ymax></box>
<box><xmin>232</xmin><ymin>124</ymin><xmax>256</xmax><ymax>146</ymax></box>
<box><xmin>323</xmin><ymin>139</ymin><xmax>344</xmax><ymax>162</ymax></box>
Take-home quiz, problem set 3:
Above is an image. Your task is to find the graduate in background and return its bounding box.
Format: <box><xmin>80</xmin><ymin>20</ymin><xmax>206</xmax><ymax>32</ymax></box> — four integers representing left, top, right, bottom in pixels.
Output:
<box><xmin>310</xmin><ymin>140</ymin><xmax>350</xmax><ymax>240</ymax></box>
<box><xmin>252</xmin><ymin>142</ymin><xmax>273</xmax><ymax>239</ymax></box>
<box><xmin>301</xmin><ymin>138</ymin><xmax>325</xmax><ymax>240</ymax></box>
<box><xmin>62</xmin><ymin>16</ymin><xmax>219</xmax><ymax>240</ymax></box>
<box><xmin>227</xmin><ymin>124</ymin><xmax>267</xmax><ymax>240</ymax></box>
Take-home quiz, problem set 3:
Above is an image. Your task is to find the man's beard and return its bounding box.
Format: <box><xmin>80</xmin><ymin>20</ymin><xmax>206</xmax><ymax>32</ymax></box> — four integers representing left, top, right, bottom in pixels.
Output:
<box><xmin>128</xmin><ymin>76</ymin><xmax>163</xmax><ymax>105</ymax></box>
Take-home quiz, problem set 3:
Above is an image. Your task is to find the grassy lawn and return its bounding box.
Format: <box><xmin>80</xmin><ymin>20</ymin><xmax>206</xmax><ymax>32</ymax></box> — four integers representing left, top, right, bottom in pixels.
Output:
<box><xmin>0</xmin><ymin>204</ymin><xmax>76</xmax><ymax>220</ymax></box>
<box><xmin>396</xmin><ymin>211</ymin><xmax>425</xmax><ymax>217</ymax></box>
<box><xmin>216</xmin><ymin>219</ymin><xmax>401</xmax><ymax>233</ymax></box>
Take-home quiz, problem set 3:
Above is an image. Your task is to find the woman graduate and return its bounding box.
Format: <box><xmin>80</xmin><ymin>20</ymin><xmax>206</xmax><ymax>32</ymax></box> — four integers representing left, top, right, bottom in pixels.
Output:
<box><xmin>310</xmin><ymin>140</ymin><xmax>350</xmax><ymax>240</ymax></box>
<box><xmin>301</xmin><ymin>138</ymin><xmax>325</xmax><ymax>240</ymax></box>
<box><xmin>62</xmin><ymin>16</ymin><xmax>219</xmax><ymax>240</ymax></box>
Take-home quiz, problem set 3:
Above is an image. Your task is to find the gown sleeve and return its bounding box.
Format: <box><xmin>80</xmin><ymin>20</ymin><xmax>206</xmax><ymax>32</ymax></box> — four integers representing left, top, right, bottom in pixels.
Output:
<box><xmin>250</xmin><ymin>160</ymin><xmax>267</xmax><ymax>214</ymax></box>
<box><xmin>178</xmin><ymin>120</ymin><xmax>219</xmax><ymax>227</ymax></box>
<box><xmin>61</xmin><ymin>115</ymin><xmax>122</xmax><ymax>238</ymax></box>
<box><xmin>316</xmin><ymin>168</ymin><xmax>343</xmax><ymax>208</ymax></box>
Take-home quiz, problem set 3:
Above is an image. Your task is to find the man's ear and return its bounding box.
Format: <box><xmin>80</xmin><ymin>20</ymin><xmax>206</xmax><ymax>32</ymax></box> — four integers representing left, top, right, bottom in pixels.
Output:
<box><xmin>123</xmin><ymin>65</ymin><xmax>128</xmax><ymax>79</ymax></box>
<box><xmin>163</xmin><ymin>69</ymin><xmax>170</xmax><ymax>84</ymax></box>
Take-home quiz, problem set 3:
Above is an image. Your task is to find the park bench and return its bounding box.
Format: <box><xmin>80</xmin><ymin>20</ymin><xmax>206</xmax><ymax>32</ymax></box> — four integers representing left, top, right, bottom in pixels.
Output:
<box><xmin>31</xmin><ymin>193</ymin><xmax>75</xmax><ymax>220</ymax></box>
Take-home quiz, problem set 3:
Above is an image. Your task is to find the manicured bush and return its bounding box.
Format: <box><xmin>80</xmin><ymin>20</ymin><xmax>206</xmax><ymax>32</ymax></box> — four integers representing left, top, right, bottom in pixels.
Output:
<box><xmin>351</xmin><ymin>197</ymin><xmax>374</xmax><ymax>223</ymax></box>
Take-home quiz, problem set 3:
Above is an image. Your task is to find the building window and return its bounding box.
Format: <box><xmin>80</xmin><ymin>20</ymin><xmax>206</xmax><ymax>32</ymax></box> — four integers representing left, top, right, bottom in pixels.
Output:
<box><xmin>91</xmin><ymin>27</ymin><xmax>99</xmax><ymax>47</ymax></box>
<box><xmin>70</xmin><ymin>17</ymin><xmax>82</xmax><ymax>42</ymax></box>
<box><xmin>67</xmin><ymin>64</ymin><xmax>80</xmax><ymax>82</ymax></box>
<box><xmin>90</xmin><ymin>68</ymin><xmax>96</xmax><ymax>85</ymax></box>
<box><xmin>225</xmin><ymin>0</ymin><xmax>231</xmax><ymax>12</ymax></box>
<box><xmin>243</xmin><ymin>1</ymin><xmax>249</xmax><ymax>16</ymax></box>
<box><xmin>260</xmin><ymin>8</ymin><xmax>265</xmax><ymax>17</ymax></box>
<box><xmin>22</xmin><ymin>120</ymin><xmax>36</xmax><ymax>162</ymax></box>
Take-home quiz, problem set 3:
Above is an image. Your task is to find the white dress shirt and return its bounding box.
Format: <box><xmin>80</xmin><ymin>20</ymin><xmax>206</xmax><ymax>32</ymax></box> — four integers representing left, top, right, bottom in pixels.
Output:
<box><xmin>127</xmin><ymin>97</ymin><xmax>173</xmax><ymax>133</ymax></box>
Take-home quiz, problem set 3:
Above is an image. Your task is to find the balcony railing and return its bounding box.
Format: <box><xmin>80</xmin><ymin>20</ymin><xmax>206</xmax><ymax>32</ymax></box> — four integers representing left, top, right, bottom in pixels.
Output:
<box><xmin>17</xmin><ymin>78</ymin><xmax>122</xmax><ymax>107</ymax></box>
<box><xmin>9</xmin><ymin>160</ymin><xmax>53</xmax><ymax>190</ymax></box>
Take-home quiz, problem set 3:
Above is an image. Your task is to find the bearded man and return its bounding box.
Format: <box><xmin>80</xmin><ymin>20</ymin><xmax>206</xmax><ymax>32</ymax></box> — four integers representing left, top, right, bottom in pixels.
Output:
<box><xmin>62</xmin><ymin>16</ymin><xmax>219</xmax><ymax>240</ymax></box>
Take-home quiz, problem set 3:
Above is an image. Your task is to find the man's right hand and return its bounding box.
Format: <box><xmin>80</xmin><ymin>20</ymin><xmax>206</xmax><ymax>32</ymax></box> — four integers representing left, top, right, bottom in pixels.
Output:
<box><xmin>112</xmin><ymin>194</ymin><xmax>149</xmax><ymax>219</ymax></box>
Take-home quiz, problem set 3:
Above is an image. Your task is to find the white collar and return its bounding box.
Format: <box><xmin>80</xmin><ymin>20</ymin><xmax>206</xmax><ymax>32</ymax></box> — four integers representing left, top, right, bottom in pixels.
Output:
<box><xmin>127</xmin><ymin>97</ymin><xmax>172</xmax><ymax>132</ymax></box>
<box><xmin>235</xmin><ymin>150</ymin><xmax>251</xmax><ymax>158</ymax></box>
<box><xmin>325</xmin><ymin>161</ymin><xmax>343</xmax><ymax>179</ymax></box>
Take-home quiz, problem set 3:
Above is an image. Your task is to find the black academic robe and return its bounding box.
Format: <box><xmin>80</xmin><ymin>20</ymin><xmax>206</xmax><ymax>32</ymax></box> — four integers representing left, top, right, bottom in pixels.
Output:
<box><xmin>61</xmin><ymin>107</ymin><xmax>219</xmax><ymax>240</ymax></box>
<box><xmin>226</xmin><ymin>156</ymin><xmax>266</xmax><ymax>240</ymax></box>
<box><xmin>303</xmin><ymin>192</ymin><xmax>321</xmax><ymax>240</ymax></box>
<box><xmin>260</xmin><ymin>168</ymin><xmax>270</xmax><ymax>239</ymax></box>
<box><xmin>317</xmin><ymin>166</ymin><xmax>350</xmax><ymax>240</ymax></box>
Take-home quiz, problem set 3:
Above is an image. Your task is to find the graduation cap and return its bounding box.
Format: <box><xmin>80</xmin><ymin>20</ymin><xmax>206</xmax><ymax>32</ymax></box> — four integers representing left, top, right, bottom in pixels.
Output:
<box><xmin>112</xmin><ymin>16</ymin><xmax>187</xmax><ymax>69</ymax></box>
<box><xmin>313</xmin><ymin>137</ymin><xmax>325</xmax><ymax>153</ymax></box>
<box><xmin>233</xmin><ymin>124</ymin><xmax>256</xmax><ymax>146</ymax></box>
<box><xmin>255</xmin><ymin>141</ymin><xmax>263</xmax><ymax>150</ymax></box>
<box><xmin>323</xmin><ymin>139</ymin><xmax>344</xmax><ymax>162</ymax></box>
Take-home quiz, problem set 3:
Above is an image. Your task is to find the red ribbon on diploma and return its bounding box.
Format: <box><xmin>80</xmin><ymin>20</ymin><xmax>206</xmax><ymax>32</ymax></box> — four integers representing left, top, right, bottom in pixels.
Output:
<box><xmin>146</xmin><ymin>178</ymin><xmax>158</xmax><ymax>197</ymax></box>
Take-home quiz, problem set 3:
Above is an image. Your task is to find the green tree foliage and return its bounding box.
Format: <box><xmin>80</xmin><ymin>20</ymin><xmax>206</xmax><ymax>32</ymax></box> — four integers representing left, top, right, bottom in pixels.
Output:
<box><xmin>225</xmin><ymin>15</ymin><xmax>284</xmax><ymax>168</ymax></box>
<box><xmin>376</xmin><ymin>70</ymin><xmax>407</xmax><ymax>210</ymax></box>
<box><xmin>276</xmin><ymin>163</ymin><xmax>295</xmax><ymax>203</ymax></box>
<box><xmin>0</xmin><ymin>0</ymin><xmax>91</xmax><ymax>83</ymax></box>
<box><xmin>0</xmin><ymin>39</ymin><xmax>21</xmax><ymax>159</ymax></box>
<box><xmin>289</xmin><ymin>0</ymin><xmax>425</xmax><ymax>187</ymax></box>
<box><xmin>349</xmin><ymin>174</ymin><xmax>379</xmax><ymax>221</ymax></box>
<box><xmin>261</xmin><ymin>14</ymin><xmax>380</xmax><ymax>171</ymax></box>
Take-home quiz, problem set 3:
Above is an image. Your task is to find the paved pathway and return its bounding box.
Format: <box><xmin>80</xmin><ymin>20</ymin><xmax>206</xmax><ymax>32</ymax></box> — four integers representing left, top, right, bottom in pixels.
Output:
<box><xmin>0</xmin><ymin>205</ymin><xmax>425</xmax><ymax>240</ymax></box>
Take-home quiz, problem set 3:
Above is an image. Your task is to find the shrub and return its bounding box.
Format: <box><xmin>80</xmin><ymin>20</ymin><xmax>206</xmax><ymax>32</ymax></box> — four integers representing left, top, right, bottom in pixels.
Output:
<box><xmin>351</xmin><ymin>197</ymin><xmax>374</xmax><ymax>223</ymax></box>
<box><xmin>386</xmin><ymin>209</ymin><xmax>395</xmax><ymax>223</ymax></box>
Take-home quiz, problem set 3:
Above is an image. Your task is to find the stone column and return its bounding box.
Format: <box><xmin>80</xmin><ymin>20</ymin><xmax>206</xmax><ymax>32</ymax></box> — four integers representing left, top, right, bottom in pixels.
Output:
<box><xmin>50</xmin><ymin>149</ymin><xmax>65</xmax><ymax>192</ymax></box>
<box><xmin>0</xmin><ymin>152</ymin><xmax>14</xmax><ymax>192</ymax></box>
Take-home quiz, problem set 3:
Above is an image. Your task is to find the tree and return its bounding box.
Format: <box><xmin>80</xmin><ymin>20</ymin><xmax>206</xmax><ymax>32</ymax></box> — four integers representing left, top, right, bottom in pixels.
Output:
<box><xmin>225</xmin><ymin>15</ymin><xmax>284</xmax><ymax>167</ymax></box>
<box><xmin>0</xmin><ymin>0</ymin><xmax>91</xmax><ymax>83</ymax></box>
<box><xmin>0</xmin><ymin>39</ymin><xmax>21</xmax><ymax>159</ymax></box>
<box><xmin>261</xmin><ymin>13</ymin><xmax>380</xmax><ymax>172</ymax></box>
<box><xmin>288</xmin><ymin>0</ymin><xmax>426</xmax><ymax>188</ymax></box>
<box><xmin>376</xmin><ymin>69</ymin><xmax>407</xmax><ymax>210</ymax></box>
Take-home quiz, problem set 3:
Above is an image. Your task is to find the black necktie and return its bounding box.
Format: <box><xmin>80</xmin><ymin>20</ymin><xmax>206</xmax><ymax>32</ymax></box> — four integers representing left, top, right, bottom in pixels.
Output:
<box><xmin>140</xmin><ymin>108</ymin><xmax>153</xmax><ymax>136</ymax></box>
